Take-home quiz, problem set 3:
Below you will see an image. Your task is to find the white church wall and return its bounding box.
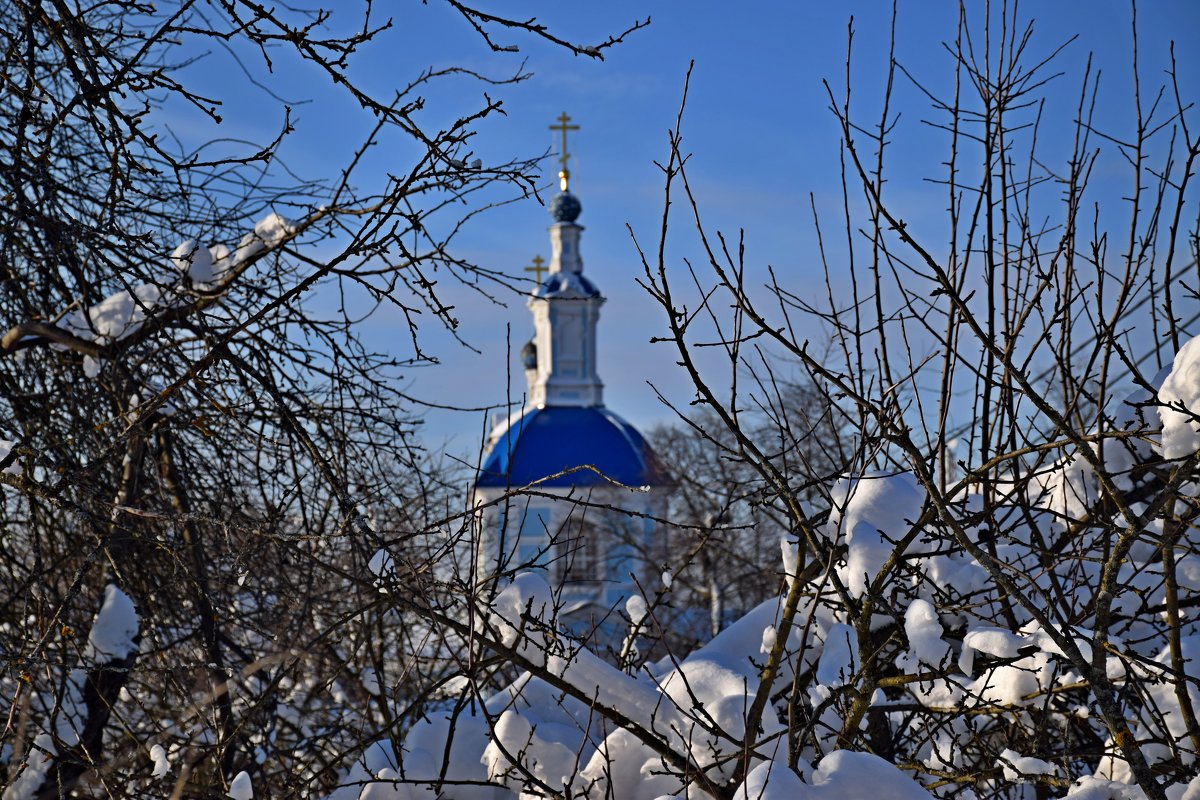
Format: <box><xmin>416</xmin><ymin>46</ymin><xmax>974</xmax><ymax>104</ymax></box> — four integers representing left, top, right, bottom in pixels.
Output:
<box><xmin>469</xmin><ymin>149</ymin><xmax>668</xmax><ymax>625</ymax></box>
<box><xmin>472</xmin><ymin>485</ymin><xmax>663</xmax><ymax>610</ymax></box>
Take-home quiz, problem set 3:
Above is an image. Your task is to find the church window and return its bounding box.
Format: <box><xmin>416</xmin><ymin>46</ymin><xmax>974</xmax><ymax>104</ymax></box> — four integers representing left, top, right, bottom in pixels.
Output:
<box><xmin>561</xmin><ymin>527</ymin><xmax>599</xmax><ymax>583</ymax></box>
<box><xmin>516</xmin><ymin>506</ymin><xmax>552</xmax><ymax>571</ymax></box>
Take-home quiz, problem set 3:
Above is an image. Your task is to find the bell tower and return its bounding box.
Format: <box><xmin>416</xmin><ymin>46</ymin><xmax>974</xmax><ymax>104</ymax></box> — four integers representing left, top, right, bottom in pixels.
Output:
<box><xmin>472</xmin><ymin>114</ymin><xmax>668</xmax><ymax>619</ymax></box>
<box><xmin>527</xmin><ymin>112</ymin><xmax>604</xmax><ymax>408</ymax></box>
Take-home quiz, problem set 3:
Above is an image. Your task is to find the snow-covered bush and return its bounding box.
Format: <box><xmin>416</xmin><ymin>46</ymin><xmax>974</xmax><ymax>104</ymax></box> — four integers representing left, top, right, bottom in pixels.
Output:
<box><xmin>341</xmin><ymin>337</ymin><xmax>1199</xmax><ymax>796</ymax></box>
<box><xmin>0</xmin><ymin>3</ymin><xmax>644</xmax><ymax>798</ymax></box>
<box><xmin>328</xmin><ymin>5</ymin><xmax>1198</xmax><ymax>799</ymax></box>
<box><xmin>1</xmin><ymin>3</ymin><xmax>1195</xmax><ymax>800</ymax></box>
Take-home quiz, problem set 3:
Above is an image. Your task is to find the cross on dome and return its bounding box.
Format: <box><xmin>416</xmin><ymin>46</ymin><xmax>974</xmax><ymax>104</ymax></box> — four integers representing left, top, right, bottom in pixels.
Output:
<box><xmin>549</xmin><ymin>111</ymin><xmax>580</xmax><ymax>192</ymax></box>
<box><xmin>524</xmin><ymin>254</ymin><xmax>547</xmax><ymax>284</ymax></box>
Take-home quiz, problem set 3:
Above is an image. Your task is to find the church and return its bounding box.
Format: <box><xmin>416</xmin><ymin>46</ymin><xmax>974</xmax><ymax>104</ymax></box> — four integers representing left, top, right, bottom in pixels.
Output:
<box><xmin>472</xmin><ymin>114</ymin><xmax>668</xmax><ymax>617</ymax></box>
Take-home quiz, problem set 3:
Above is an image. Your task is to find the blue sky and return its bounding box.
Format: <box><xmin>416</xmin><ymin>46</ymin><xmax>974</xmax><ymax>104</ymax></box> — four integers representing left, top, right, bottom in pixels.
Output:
<box><xmin>170</xmin><ymin>1</ymin><xmax>1200</xmax><ymax>457</ymax></box>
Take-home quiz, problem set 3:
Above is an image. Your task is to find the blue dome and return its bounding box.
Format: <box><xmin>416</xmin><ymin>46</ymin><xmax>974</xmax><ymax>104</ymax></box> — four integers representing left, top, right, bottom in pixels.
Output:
<box><xmin>475</xmin><ymin>406</ymin><xmax>666</xmax><ymax>489</ymax></box>
<box><xmin>549</xmin><ymin>192</ymin><xmax>582</xmax><ymax>223</ymax></box>
<box><xmin>536</xmin><ymin>271</ymin><xmax>600</xmax><ymax>298</ymax></box>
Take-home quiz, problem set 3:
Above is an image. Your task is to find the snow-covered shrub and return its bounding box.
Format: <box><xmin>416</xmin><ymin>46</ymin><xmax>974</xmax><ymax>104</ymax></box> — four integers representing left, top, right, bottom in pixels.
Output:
<box><xmin>333</xmin><ymin>336</ymin><xmax>1198</xmax><ymax>799</ymax></box>
<box><xmin>320</xmin><ymin>6</ymin><xmax>1200</xmax><ymax>795</ymax></box>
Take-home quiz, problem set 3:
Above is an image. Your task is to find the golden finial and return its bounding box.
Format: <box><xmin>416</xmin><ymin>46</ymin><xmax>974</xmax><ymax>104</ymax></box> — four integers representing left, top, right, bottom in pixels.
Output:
<box><xmin>549</xmin><ymin>112</ymin><xmax>580</xmax><ymax>192</ymax></box>
<box><xmin>524</xmin><ymin>254</ymin><xmax>547</xmax><ymax>284</ymax></box>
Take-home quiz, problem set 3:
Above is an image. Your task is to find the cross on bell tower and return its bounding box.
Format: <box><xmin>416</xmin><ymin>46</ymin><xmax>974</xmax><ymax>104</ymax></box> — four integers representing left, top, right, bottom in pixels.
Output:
<box><xmin>549</xmin><ymin>112</ymin><xmax>580</xmax><ymax>192</ymax></box>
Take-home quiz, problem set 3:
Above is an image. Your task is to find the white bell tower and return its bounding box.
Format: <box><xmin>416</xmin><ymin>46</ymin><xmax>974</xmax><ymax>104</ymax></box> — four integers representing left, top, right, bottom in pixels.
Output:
<box><xmin>472</xmin><ymin>113</ymin><xmax>669</xmax><ymax>623</ymax></box>
<box><xmin>526</xmin><ymin>112</ymin><xmax>604</xmax><ymax>408</ymax></box>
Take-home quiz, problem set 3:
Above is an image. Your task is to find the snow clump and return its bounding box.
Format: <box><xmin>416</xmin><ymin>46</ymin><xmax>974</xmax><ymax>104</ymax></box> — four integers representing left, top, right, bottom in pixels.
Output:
<box><xmin>1</xmin><ymin>734</ymin><xmax>56</xmax><ymax>800</ymax></box>
<box><xmin>170</xmin><ymin>239</ymin><xmax>216</xmax><ymax>284</ymax></box>
<box><xmin>227</xmin><ymin>770</ymin><xmax>253</xmax><ymax>799</ymax></box>
<box><xmin>85</xmin><ymin>584</ymin><xmax>139</xmax><ymax>662</ymax></box>
<box><xmin>60</xmin><ymin>283</ymin><xmax>168</xmax><ymax>345</ymax></box>
<box><xmin>743</xmin><ymin>750</ymin><xmax>934</xmax><ymax>799</ymax></box>
<box><xmin>825</xmin><ymin>472</ymin><xmax>926</xmax><ymax>597</ymax></box>
<box><xmin>149</xmin><ymin>744</ymin><xmax>170</xmax><ymax>778</ymax></box>
<box><xmin>625</xmin><ymin>594</ymin><xmax>648</xmax><ymax>626</ymax></box>
<box><xmin>997</xmin><ymin>748</ymin><xmax>1061</xmax><ymax>782</ymax></box>
<box><xmin>1158</xmin><ymin>333</ymin><xmax>1200</xmax><ymax>460</ymax></box>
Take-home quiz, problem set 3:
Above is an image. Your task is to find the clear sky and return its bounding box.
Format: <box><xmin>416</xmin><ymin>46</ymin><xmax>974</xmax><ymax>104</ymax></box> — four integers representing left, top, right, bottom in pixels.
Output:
<box><xmin>169</xmin><ymin>1</ymin><xmax>1200</xmax><ymax>459</ymax></box>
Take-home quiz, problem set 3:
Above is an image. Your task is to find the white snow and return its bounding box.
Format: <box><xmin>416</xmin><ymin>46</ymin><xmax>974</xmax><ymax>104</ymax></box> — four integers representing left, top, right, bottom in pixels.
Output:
<box><xmin>234</xmin><ymin>212</ymin><xmax>294</xmax><ymax>264</ymax></box>
<box><xmin>1158</xmin><ymin>334</ymin><xmax>1200</xmax><ymax>460</ymax></box>
<box><xmin>957</xmin><ymin>626</ymin><xmax>1028</xmax><ymax>674</ymax></box>
<box><xmin>1097</xmin><ymin>634</ymin><xmax>1200</xmax><ymax>783</ymax></box>
<box><xmin>1</xmin><ymin>734</ymin><xmax>55</xmax><ymax>800</ymax></box>
<box><xmin>39</xmin><ymin>589</ymin><xmax>138</xmax><ymax>772</ymax></box>
<box><xmin>997</xmin><ymin>747</ymin><xmax>1061</xmax><ymax>782</ymax></box>
<box><xmin>335</xmin><ymin>707</ymin><xmax>493</xmax><ymax>799</ymax></box>
<box><xmin>481</xmin><ymin>707</ymin><xmax>577</xmax><ymax>790</ymax></box>
<box><xmin>433</xmin><ymin>674</ymin><xmax>469</xmax><ymax>699</ymax></box>
<box><xmin>355</xmin><ymin>768</ymin><xmax>410</xmax><ymax>799</ymax></box>
<box><xmin>60</xmin><ymin>283</ymin><xmax>167</xmax><ymax>344</ymax></box>
<box><xmin>171</xmin><ymin>239</ymin><xmax>216</xmax><ymax>284</ymax></box>
<box><xmin>345</xmin><ymin>575</ymin><xmax>803</xmax><ymax>799</ymax></box>
<box><xmin>254</xmin><ymin>212</ymin><xmax>295</xmax><ymax>247</ymax></box>
<box><xmin>899</xmin><ymin>599</ymin><xmax>949</xmax><ymax>669</ymax></box>
<box><xmin>85</xmin><ymin>584</ymin><xmax>139</xmax><ymax>662</ymax></box>
<box><xmin>760</xmin><ymin>624</ymin><xmax>777</xmax><ymax>655</ymax></box>
<box><xmin>1031</xmin><ymin>452</ymin><xmax>1100</xmax><ymax>520</ymax></box>
<box><xmin>323</xmin><ymin>451</ymin><xmax>1199</xmax><ymax>799</ymax></box>
<box><xmin>209</xmin><ymin>243</ymin><xmax>233</xmax><ymax>276</ymax></box>
<box><xmin>1066</xmin><ymin>776</ymin><xmax>1150</xmax><ymax>799</ymax></box>
<box><xmin>149</xmin><ymin>744</ymin><xmax>170</xmax><ymax>778</ymax></box>
<box><xmin>227</xmin><ymin>770</ymin><xmax>254</xmax><ymax>799</ymax></box>
<box><xmin>757</xmin><ymin>750</ymin><xmax>935</xmax><ymax>799</ymax></box>
<box><xmin>826</xmin><ymin>472</ymin><xmax>926</xmax><ymax>597</ymax></box>
<box><xmin>54</xmin><ymin>211</ymin><xmax>298</xmax><ymax>372</ymax></box>
<box><xmin>1171</xmin><ymin>775</ymin><xmax>1200</xmax><ymax>800</ymax></box>
<box><xmin>816</xmin><ymin>623</ymin><xmax>860</xmax><ymax>687</ymax></box>
<box><xmin>625</xmin><ymin>594</ymin><xmax>648</xmax><ymax>626</ymax></box>
<box><xmin>907</xmin><ymin>673</ymin><xmax>968</xmax><ymax>709</ymax></box>
<box><xmin>738</xmin><ymin>760</ymin><xmax>810</xmax><ymax>799</ymax></box>
<box><xmin>781</xmin><ymin>535</ymin><xmax>800</xmax><ymax>589</ymax></box>
<box><xmin>968</xmin><ymin>661</ymin><xmax>1044</xmax><ymax>707</ymax></box>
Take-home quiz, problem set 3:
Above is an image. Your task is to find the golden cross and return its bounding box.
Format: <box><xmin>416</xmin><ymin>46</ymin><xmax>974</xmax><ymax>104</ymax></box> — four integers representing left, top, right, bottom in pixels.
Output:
<box><xmin>548</xmin><ymin>111</ymin><xmax>580</xmax><ymax>191</ymax></box>
<box><xmin>524</xmin><ymin>254</ymin><xmax>547</xmax><ymax>284</ymax></box>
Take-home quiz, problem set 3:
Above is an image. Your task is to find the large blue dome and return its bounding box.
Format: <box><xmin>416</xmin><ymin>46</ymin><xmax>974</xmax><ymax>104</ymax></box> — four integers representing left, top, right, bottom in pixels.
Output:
<box><xmin>475</xmin><ymin>406</ymin><xmax>666</xmax><ymax>489</ymax></box>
